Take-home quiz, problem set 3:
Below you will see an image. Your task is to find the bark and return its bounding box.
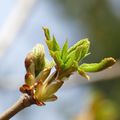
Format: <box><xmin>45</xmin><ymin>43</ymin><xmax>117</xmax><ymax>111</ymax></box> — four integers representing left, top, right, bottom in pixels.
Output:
<box><xmin>0</xmin><ymin>94</ymin><xmax>34</xmax><ymax>120</ymax></box>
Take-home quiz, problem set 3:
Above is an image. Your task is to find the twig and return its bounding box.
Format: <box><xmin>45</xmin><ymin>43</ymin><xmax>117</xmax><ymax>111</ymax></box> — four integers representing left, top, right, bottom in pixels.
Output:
<box><xmin>0</xmin><ymin>94</ymin><xmax>34</xmax><ymax>120</ymax></box>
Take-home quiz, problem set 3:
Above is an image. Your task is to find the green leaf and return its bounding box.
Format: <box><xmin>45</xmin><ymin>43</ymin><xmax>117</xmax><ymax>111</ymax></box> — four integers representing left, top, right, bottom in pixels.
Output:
<box><xmin>43</xmin><ymin>27</ymin><xmax>51</xmax><ymax>40</ymax></box>
<box><xmin>61</xmin><ymin>40</ymin><xmax>68</xmax><ymax>62</ymax></box>
<box><xmin>74</xmin><ymin>46</ymin><xmax>83</xmax><ymax>62</ymax></box>
<box><xmin>66</xmin><ymin>39</ymin><xmax>90</xmax><ymax>63</ymax></box>
<box><xmin>45</xmin><ymin>40</ymin><xmax>53</xmax><ymax>50</ymax></box>
<box><xmin>79</xmin><ymin>57</ymin><xmax>116</xmax><ymax>72</ymax></box>
<box><xmin>78</xmin><ymin>44</ymin><xmax>90</xmax><ymax>61</ymax></box>
<box><xmin>52</xmin><ymin>35</ymin><xmax>60</xmax><ymax>51</ymax></box>
<box><xmin>50</xmin><ymin>51</ymin><xmax>64</xmax><ymax>69</ymax></box>
<box><xmin>67</xmin><ymin>38</ymin><xmax>89</xmax><ymax>54</ymax></box>
<box><xmin>64</xmin><ymin>53</ymin><xmax>75</xmax><ymax>69</ymax></box>
<box><xmin>72</xmin><ymin>61</ymin><xmax>78</xmax><ymax>69</ymax></box>
<box><xmin>65</xmin><ymin>49</ymin><xmax>76</xmax><ymax>62</ymax></box>
<box><xmin>43</xmin><ymin>27</ymin><xmax>60</xmax><ymax>52</ymax></box>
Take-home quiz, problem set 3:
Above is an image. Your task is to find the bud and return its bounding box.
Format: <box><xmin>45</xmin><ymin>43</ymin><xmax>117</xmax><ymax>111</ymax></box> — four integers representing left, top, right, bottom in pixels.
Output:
<box><xmin>32</xmin><ymin>44</ymin><xmax>45</xmax><ymax>76</ymax></box>
<box><xmin>35</xmin><ymin>67</ymin><xmax>51</xmax><ymax>82</ymax></box>
<box><xmin>25</xmin><ymin>72</ymin><xmax>35</xmax><ymax>86</ymax></box>
<box><xmin>77</xmin><ymin>68</ymin><xmax>90</xmax><ymax>80</ymax></box>
<box><xmin>34</xmin><ymin>80</ymin><xmax>63</xmax><ymax>102</ymax></box>
<box><xmin>25</xmin><ymin>52</ymin><xmax>35</xmax><ymax>75</ymax></box>
<box><xmin>45</xmin><ymin>80</ymin><xmax>63</xmax><ymax>97</ymax></box>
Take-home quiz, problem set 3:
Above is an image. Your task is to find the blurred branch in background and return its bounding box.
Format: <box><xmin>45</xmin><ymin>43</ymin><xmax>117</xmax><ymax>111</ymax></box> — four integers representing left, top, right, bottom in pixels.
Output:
<box><xmin>74</xmin><ymin>90</ymin><xmax>119</xmax><ymax>120</ymax></box>
<box><xmin>0</xmin><ymin>0</ymin><xmax>37</xmax><ymax>57</ymax></box>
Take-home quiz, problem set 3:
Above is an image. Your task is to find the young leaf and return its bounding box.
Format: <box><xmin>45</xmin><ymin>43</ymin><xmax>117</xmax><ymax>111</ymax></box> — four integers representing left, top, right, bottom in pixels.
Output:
<box><xmin>65</xmin><ymin>49</ymin><xmax>76</xmax><ymax>62</ymax></box>
<box><xmin>79</xmin><ymin>57</ymin><xmax>116</xmax><ymax>72</ymax></box>
<box><xmin>74</xmin><ymin>46</ymin><xmax>83</xmax><ymax>62</ymax></box>
<box><xmin>45</xmin><ymin>36</ymin><xmax>60</xmax><ymax>52</ymax></box>
<box><xmin>61</xmin><ymin>40</ymin><xmax>68</xmax><ymax>62</ymax></box>
<box><xmin>43</xmin><ymin>27</ymin><xmax>51</xmax><ymax>40</ymax></box>
<box><xmin>78</xmin><ymin>44</ymin><xmax>90</xmax><ymax>61</ymax></box>
<box><xmin>52</xmin><ymin>35</ymin><xmax>60</xmax><ymax>51</ymax></box>
<box><xmin>45</xmin><ymin>40</ymin><xmax>53</xmax><ymax>50</ymax></box>
<box><xmin>50</xmin><ymin>51</ymin><xmax>64</xmax><ymax>69</ymax></box>
<box><xmin>67</xmin><ymin>38</ymin><xmax>89</xmax><ymax>54</ymax></box>
<box><xmin>64</xmin><ymin>53</ymin><xmax>76</xmax><ymax>69</ymax></box>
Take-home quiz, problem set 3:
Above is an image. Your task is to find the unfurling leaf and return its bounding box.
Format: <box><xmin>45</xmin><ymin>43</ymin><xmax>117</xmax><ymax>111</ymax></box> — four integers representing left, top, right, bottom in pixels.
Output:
<box><xmin>61</xmin><ymin>40</ymin><xmax>68</xmax><ymax>61</ymax></box>
<box><xmin>67</xmin><ymin>39</ymin><xmax>90</xmax><ymax>62</ymax></box>
<box><xmin>67</xmin><ymin>38</ymin><xmax>90</xmax><ymax>54</ymax></box>
<box><xmin>52</xmin><ymin>35</ymin><xmax>60</xmax><ymax>51</ymax></box>
<box><xmin>50</xmin><ymin>51</ymin><xmax>64</xmax><ymax>69</ymax></box>
<box><xmin>79</xmin><ymin>57</ymin><xmax>116</xmax><ymax>72</ymax></box>
<box><xmin>43</xmin><ymin>27</ymin><xmax>60</xmax><ymax>52</ymax></box>
<box><xmin>43</xmin><ymin>27</ymin><xmax>51</xmax><ymax>40</ymax></box>
<box><xmin>64</xmin><ymin>54</ymin><xmax>75</xmax><ymax>69</ymax></box>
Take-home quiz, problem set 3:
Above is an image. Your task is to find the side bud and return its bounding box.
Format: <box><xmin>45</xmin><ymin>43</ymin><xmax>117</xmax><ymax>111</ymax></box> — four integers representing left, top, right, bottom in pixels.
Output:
<box><xmin>25</xmin><ymin>52</ymin><xmax>35</xmax><ymax>76</ymax></box>
<box><xmin>25</xmin><ymin>72</ymin><xmax>35</xmax><ymax>86</ymax></box>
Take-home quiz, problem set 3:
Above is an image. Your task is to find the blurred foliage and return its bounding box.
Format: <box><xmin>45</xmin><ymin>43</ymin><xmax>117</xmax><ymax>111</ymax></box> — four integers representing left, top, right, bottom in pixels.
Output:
<box><xmin>92</xmin><ymin>77</ymin><xmax>120</xmax><ymax>120</ymax></box>
<box><xmin>92</xmin><ymin>77</ymin><xmax>120</xmax><ymax>112</ymax></box>
<box><xmin>75</xmin><ymin>91</ymin><xmax>118</xmax><ymax>120</ymax></box>
<box><xmin>54</xmin><ymin>0</ymin><xmax>120</xmax><ymax>61</ymax></box>
<box><xmin>75</xmin><ymin>78</ymin><xmax>120</xmax><ymax>120</ymax></box>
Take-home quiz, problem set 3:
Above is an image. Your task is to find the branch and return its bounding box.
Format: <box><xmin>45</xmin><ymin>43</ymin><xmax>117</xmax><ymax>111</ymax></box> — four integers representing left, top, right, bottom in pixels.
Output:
<box><xmin>0</xmin><ymin>94</ymin><xmax>34</xmax><ymax>120</ymax></box>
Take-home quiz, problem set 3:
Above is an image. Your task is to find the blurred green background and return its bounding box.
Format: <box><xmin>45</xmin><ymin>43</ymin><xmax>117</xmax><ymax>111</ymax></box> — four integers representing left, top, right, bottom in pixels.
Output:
<box><xmin>54</xmin><ymin>0</ymin><xmax>120</xmax><ymax>61</ymax></box>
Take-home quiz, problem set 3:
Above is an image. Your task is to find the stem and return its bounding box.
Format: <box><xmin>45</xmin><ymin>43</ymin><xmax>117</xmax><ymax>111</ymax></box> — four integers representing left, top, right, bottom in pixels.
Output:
<box><xmin>0</xmin><ymin>94</ymin><xmax>34</xmax><ymax>120</ymax></box>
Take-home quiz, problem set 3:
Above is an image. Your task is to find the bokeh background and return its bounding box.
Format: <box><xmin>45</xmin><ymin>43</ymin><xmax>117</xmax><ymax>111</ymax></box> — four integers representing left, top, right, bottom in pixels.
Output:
<box><xmin>0</xmin><ymin>0</ymin><xmax>120</xmax><ymax>120</ymax></box>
